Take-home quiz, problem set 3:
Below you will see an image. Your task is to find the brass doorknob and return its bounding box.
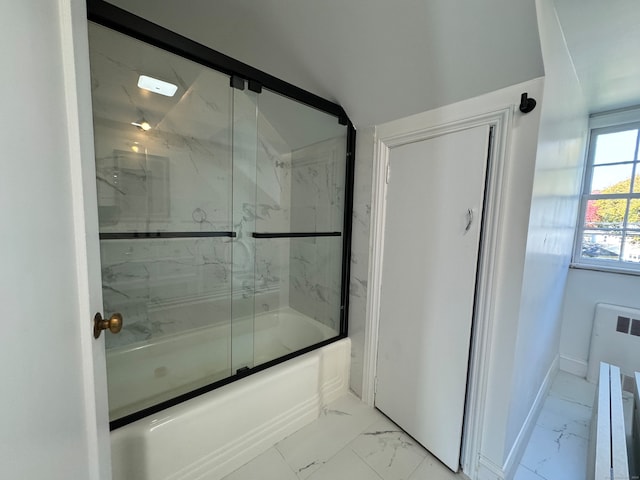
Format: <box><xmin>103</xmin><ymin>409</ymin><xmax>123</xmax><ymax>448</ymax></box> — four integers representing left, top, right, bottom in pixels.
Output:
<box><xmin>93</xmin><ymin>312</ymin><xmax>123</xmax><ymax>339</ymax></box>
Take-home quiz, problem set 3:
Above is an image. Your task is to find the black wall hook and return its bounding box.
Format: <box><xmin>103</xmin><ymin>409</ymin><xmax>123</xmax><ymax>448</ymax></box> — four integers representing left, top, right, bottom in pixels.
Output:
<box><xmin>519</xmin><ymin>92</ymin><xmax>536</xmax><ymax>113</ymax></box>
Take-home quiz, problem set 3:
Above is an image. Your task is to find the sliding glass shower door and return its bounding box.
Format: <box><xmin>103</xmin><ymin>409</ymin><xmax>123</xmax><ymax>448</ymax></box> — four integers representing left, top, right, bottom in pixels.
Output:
<box><xmin>251</xmin><ymin>88</ymin><xmax>347</xmax><ymax>366</ymax></box>
<box><xmin>88</xmin><ymin>19</ymin><xmax>351</xmax><ymax>428</ymax></box>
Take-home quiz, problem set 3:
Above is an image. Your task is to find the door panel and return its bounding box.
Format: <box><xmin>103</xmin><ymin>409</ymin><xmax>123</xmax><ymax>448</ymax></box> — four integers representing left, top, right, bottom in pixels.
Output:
<box><xmin>375</xmin><ymin>125</ymin><xmax>490</xmax><ymax>471</ymax></box>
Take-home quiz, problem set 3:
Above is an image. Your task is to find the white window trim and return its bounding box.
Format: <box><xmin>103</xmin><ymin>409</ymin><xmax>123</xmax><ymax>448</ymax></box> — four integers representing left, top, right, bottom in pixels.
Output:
<box><xmin>572</xmin><ymin>108</ymin><xmax>640</xmax><ymax>274</ymax></box>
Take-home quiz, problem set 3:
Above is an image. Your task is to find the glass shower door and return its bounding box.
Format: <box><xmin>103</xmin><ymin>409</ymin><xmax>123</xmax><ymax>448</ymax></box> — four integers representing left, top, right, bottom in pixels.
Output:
<box><xmin>88</xmin><ymin>23</ymin><xmax>243</xmax><ymax>423</ymax></box>
<box><xmin>88</xmin><ymin>16</ymin><xmax>352</xmax><ymax>428</ymax></box>
<box><xmin>251</xmin><ymin>88</ymin><xmax>348</xmax><ymax>366</ymax></box>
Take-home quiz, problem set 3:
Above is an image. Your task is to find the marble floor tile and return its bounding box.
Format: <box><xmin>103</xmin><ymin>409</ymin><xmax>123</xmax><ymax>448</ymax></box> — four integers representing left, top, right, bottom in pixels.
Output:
<box><xmin>408</xmin><ymin>455</ymin><xmax>463</xmax><ymax>480</ymax></box>
<box><xmin>549</xmin><ymin>370</ymin><xmax>596</xmax><ymax>408</ymax></box>
<box><xmin>221</xmin><ymin>447</ymin><xmax>297</xmax><ymax>480</ymax></box>
<box><xmin>350</xmin><ymin>417</ymin><xmax>428</xmax><ymax>480</ymax></box>
<box><xmin>306</xmin><ymin>448</ymin><xmax>383</xmax><ymax>480</ymax></box>
<box><xmin>520</xmin><ymin>422</ymin><xmax>589</xmax><ymax>480</ymax></box>
<box><xmin>225</xmin><ymin>372</ymin><xmax>596</xmax><ymax>480</ymax></box>
<box><xmin>514</xmin><ymin>371</ymin><xmax>595</xmax><ymax>480</ymax></box>
<box><xmin>535</xmin><ymin>395</ymin><xmax>591</xmax><ymax>439</ymax></box>
<box><xmin>513</xmin><ymin>464</ymin><xmax>546</xmax><ymax>480</ymax></box>
<box><xmin>275</xmin><ymin>393</ymin><xmax>381</xmax><ymax>479</ymax></box>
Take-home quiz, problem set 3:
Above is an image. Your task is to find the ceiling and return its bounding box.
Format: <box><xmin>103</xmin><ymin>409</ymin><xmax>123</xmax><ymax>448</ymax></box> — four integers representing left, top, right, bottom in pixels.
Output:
<box><xmin>105</xmin><ymin>0</ymin><xmax>544</xmax><ymax>127</ymax></box>
<box><xmin>555</xmin><ymin>0</ymin><xmax>640</xmax><ymax>114</ymax></box>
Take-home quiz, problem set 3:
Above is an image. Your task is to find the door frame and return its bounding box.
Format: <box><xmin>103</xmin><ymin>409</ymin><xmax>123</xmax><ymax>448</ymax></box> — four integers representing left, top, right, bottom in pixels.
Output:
<box><xmin>362</xmin><ymin>107</ymin><xmax>512</xmax><ymax>476</ymax></box>
<box><xmin>61</xmin><ymin>0</ymin><xmax>112</xmax><ymax>477</ymax></box>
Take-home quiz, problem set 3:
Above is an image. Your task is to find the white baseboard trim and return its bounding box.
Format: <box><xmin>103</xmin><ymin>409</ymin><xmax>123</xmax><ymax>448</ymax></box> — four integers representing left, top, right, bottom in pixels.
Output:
<box><xmin>559</xmin><ymin>354</ymin><xmax>588</xmax><ymax>378</ymax></box>
<box><xmin>501</xmin><ymin>355</ymin><xmax>559</xmax><ymax>479</ymax></box>
<box><xmin>477</xmin><ymin>455</ymin><xmax>505</xmax><ymax>480</ymax></box>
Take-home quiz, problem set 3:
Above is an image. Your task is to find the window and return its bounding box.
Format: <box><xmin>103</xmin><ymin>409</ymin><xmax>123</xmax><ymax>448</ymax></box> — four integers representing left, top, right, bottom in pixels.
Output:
<box><xmin>574</xmin><ymin>122</ymin><xmax>640</xmax><ymax>272</ymax></box>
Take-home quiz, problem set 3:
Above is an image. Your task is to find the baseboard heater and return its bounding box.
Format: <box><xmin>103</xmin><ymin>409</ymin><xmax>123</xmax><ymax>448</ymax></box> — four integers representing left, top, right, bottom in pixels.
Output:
<box><xmin>588</xmin><ymin>363</ymin><xmax>640</xmax><ymax>480</ymax></box>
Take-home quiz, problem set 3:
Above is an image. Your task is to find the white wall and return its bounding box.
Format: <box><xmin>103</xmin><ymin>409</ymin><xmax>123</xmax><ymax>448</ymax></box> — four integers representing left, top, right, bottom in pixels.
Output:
<box><xmin>105</xmin><ymin>0</ymin><xmax>544</xmax><ymax>127</ymax></box>
<box><xmin>559</xmin><ymin>108</ymin><xmax>640</xmax><ymax>377</ymax></box>
<box><xmin>0</xmin><ymin>1</ymin><xmax>105</xmax><ymax>478</ymax></box>
<box><xmin>560</xmin><ymin>268</ymin><xmax>640</xmax><ymax>376</ymax></box>
<box><xmin>348</xmin><ymin>77</ymin><xmax>546</xmax><ymax>478</ymax></box>
<box><xmin>502</xmin><ymin>0</ymin><xmax>588</xmax><ymax>469</ymax></box>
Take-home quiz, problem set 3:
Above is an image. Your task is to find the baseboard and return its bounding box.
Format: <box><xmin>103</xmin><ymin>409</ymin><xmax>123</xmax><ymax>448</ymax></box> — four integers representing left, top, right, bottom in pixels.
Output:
<box><xmin>477</xmin><ymin>455</ymin><xmax>506</xmax><ymax>480</ymax></box>
<box><xmin>501</xmin><ymin>355</ymin><xmax>559</xmax><ymax>480</ymax></box>
<box><xmin>559</xmin><ymin>354</ymin><xmax>588</xmax><ymax>378</ymax></box>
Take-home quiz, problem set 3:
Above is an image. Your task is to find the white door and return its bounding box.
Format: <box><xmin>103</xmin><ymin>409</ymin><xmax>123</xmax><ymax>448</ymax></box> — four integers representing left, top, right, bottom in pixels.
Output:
<box><xmin>375</xmin><ymin>125</ymin><xmax>491</xmax><ymax>472</ymax></box>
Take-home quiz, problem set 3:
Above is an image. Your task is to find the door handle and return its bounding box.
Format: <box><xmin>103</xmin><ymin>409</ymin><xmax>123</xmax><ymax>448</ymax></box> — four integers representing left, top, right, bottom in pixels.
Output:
<box><xmin>465</xmin><ymin>209</ymin><xmax>473</xmax><ymax>233</ymax></box>
<box><xmin>93</xmin><ymin>312</ymin><xmax>123</xmax><ymax>339</ymax></box>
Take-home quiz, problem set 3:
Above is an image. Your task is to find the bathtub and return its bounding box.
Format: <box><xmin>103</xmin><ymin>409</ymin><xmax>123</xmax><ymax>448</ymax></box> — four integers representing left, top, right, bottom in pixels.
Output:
<box><xmin>107</xmin><ymin>307</ymin><xmax>337</xmax><ymax>419</ymax></box>
<box><xmin>109</xmin><ymin>309</ymin><xmax>350</xmax><ymax>480</ymax></box>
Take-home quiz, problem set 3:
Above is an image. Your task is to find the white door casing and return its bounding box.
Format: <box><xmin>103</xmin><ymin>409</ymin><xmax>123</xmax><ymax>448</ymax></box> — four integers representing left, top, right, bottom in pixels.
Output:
<box><xmin>363</xmin><ymin>108</ymin><xmax>512</xmax><ymax>477</ymax></box>
<box><xmin>2</xmin><ymin>0</ymin><xmax>111</xmax><ymax>479</ymax></box>
<box><xmin>375</xmin><ymin>125</ymin><xmax>491</xmax><ymax>471</ymax></box>
<box><xmin>61</xmin><ymin>0</ymin><xmax>113</xmax><ymax>477</ymax></box>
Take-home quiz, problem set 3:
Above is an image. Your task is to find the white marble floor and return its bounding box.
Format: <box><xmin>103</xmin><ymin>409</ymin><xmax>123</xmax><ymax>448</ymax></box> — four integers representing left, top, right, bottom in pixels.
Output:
<box><xmin>514</xmin><ymin>370</ymin><xmax>596</xmax><ymax>480</ymax></box>
<box><xmin>221</xmin><ymin>393</ymin><xmax>464</xmax><ymax>480</ymax></box>
<box><xmin>222</xmin><ymin>371</ymin><xmax>596</xmax><ymax>480</ymax></box>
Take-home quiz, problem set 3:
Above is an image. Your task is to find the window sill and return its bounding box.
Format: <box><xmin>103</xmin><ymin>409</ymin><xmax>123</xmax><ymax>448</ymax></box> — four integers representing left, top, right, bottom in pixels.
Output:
<box><xmin>569</xmin><ymin>262</ymin><xmax>640</xmax><ymax>277</ymax></box>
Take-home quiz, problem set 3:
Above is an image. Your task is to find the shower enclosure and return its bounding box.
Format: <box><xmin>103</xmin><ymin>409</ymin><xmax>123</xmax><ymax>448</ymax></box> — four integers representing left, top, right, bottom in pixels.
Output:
<box><xmin>87</xmin><ymin>3</ymin><xmax>354</xmax><ymax>428</ymax></box>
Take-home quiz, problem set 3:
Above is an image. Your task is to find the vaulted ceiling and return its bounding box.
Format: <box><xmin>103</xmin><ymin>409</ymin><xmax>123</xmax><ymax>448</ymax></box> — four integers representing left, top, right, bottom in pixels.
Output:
<box><xmin>554</xmin><ymin>0</ymin><xmax>640</xmax><ymax>114</ymax></box>
<box><xmin>104</xmin><ymin>0</ymin><xmax>545</xmax><ymax>127</ymax></box>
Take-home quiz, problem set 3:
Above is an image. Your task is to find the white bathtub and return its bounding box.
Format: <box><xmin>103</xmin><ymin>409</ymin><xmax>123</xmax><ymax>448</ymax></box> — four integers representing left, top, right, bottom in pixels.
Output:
<box><xmin>109</xmin><ymin>309</ymin><xmax>350</xmax><ymax>480</ymax></box>
<box><xmin>107</xmin><ymin>307</ymin><xmax>337</xmax><ymax>419</ymax></box>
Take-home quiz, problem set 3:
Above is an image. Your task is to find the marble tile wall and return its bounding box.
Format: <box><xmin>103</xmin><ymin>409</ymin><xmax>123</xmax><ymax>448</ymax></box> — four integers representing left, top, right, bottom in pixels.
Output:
<box><xmin>97</xmin><ymin>116</ymin><xmax>293</xmax><ymax>349</ymax></box>
<box><xmin>289</xmin><ymin>137</ymin><xmax>347</xmax><ymax>333</ymax></box>
<box><xmin>347</xmin><ymin>127</ymin><xmax>375</xmax><ymax>397</ymax></box>
<box><xmin>253</xmin><ymin>119</ymin><xmax>294</xmax><ymax>314</ymax></box>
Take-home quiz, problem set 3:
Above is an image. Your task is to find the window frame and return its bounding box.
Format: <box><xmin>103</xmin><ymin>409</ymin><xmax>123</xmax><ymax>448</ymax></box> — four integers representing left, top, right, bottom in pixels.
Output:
<box><xmin>572</xmin><ymin>118</ymin><xmax>640</xmax><ymax>274</ymax></box>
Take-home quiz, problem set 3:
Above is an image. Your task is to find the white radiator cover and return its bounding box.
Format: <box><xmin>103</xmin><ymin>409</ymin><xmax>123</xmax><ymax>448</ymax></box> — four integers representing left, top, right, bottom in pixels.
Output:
<box><xmin>587</xmin><ymin>303</ymin><xmax>640</xmax><ymax>383</ymax></box>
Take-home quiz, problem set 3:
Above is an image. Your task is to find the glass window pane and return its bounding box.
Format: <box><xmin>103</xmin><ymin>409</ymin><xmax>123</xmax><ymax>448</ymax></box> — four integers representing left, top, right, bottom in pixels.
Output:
<box><xmin>623</xmin><ymin>235</ymin><xmax>640</xmax><ymax>264</ymax></box>
<box><xmin>584</xmin><ymin>198</ymin><xmax>628</xmax><ymax>230</ymax></box>
<box><xmin>628</xmin><ymin>198</ymin><xmax>640</xmax><ymax>230</ymax></box>
<box><xmin>590</xmin><ymin>164</ymin><xmax>633</xmax><ymax>193</ymax></box>
<box><xmin>581</xmin><ymin>231</ymin><xmax>621</xmax><ymax>261</ymax></box>
<box><xmin>633</xmin><ymin>174</ymin><xmax>640</xmax><ymax>193</ymax></box>
<box><xmin>594</xmin><ymin>129</ymin><xmax>638</xmax><ymax>165</ymax></box>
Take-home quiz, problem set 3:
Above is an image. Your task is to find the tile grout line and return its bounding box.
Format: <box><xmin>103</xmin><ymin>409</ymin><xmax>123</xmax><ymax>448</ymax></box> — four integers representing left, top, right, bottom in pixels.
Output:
<box><xmin>517</xmin><ymin>463</ymin><xmax>549</xmax><ymax>480</ymax></box>
<box><xmin>275</xmin><ymin>398</ymin><xmax>389</xmax><ymax>479</ymax></box>
<box><xmin>274</xmin><ymin>446</ymin><xmax>300</xmax><ymax>479</ymax></box>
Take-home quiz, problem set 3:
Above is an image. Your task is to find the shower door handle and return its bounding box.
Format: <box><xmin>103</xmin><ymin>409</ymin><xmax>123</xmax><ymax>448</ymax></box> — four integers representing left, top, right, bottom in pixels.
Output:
<box><xmin>465</xmin><ymin>209</ymin><xmax>473</xmax><ymax>233</ymax></box>
<box><xmin>93</xmin><ymin>312</ymin><xmax>123</xmax><ymax>339</ymax></box>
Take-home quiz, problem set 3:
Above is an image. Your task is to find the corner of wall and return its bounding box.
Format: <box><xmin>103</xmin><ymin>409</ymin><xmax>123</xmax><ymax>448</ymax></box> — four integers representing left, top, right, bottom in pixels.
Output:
<box><xmin>348</xmin><ymin>126</ymin><xmax>376</xmax><ymax>398</ymax></box>
<box><xmin>502</xmin><ymin>0</ymin><xmax>588</xmax><ymax>464</ymax></box>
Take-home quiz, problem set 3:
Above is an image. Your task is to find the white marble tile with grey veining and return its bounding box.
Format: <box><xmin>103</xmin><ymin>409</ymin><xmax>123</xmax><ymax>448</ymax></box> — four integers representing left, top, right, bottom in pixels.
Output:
<box><xmin>519</xmin><ymin>422</ymin><xmax>589</xmax><ymax>480</ymax></box>
<box><xmin>515</xmin><ymin>372</ymin><xmax>596</xmax><ymax>480</ymax></box>
<box><xmin>275</xmin><ymin>393</ymin><xmax>381</xmax><ymax>479</ymax></box>
<box><xmin>221</xmin><ymin>447</ymin><xmax>298</xmax><ymax>480</ymax></box>
<box><xmin>349</xmin><ymin>418</ymin><xmax>428</xmax><ymax>480</ymax></box>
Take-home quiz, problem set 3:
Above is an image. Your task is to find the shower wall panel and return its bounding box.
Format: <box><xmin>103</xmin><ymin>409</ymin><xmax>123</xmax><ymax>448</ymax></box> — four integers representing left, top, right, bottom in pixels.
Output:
<box><xmin>253</xmin><ymin>117</ymin><xmax>293</xmax><ymax>315</ymax></box>
<box><xmin>289</xmin><ymin>137</ymin><xmax>347</xmax><ymax>331</ymax></box>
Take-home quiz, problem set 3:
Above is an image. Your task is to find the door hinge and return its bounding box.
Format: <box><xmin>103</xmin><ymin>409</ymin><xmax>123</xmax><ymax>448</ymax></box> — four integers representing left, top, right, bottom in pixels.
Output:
<box><xmin>385</xmin><ymin>162</ymin><xmax>390</xmax><ymax>184</ymax></box>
